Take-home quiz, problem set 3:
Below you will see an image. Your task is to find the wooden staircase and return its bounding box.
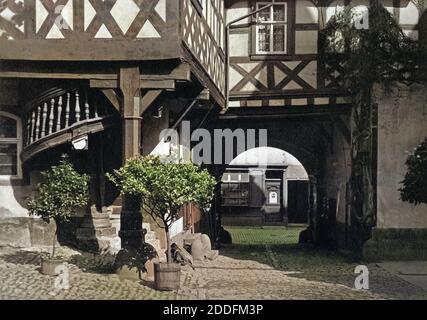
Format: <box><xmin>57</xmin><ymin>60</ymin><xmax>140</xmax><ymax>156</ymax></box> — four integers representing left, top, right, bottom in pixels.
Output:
<box><xmin>22</xmin><ymin>88</ymin><xmax>116</xmax><ymax>163</ymax></box>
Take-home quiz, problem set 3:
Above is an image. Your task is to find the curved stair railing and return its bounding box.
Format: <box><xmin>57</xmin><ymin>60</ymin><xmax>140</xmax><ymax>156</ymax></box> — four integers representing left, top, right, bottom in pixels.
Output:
<box><xmin>22</xmin><ymin>88</ymin><xmax>116</xmax><ymax>163</ymax></box>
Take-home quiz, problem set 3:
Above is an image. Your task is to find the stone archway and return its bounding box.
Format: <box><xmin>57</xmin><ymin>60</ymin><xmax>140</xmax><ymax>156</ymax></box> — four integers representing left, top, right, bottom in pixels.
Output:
<box><xmin>220</xmin><ymin>146</ymin><xmax>310</xmax><ymax>226</ymax></box>
<box><xmin>206</xmin><ymin>115</ymin><xmax>352</xmax><ymax>248</ymax></box>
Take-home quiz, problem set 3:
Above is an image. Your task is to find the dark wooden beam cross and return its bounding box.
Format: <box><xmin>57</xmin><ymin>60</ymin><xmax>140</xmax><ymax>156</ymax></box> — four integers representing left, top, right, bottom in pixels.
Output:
<box><xmin>35</xmin><ymin>0</ymin><xmax>73</xmax><ymax>39</ymax></box>
<box><xmin>125</xmin><ymin>0</ymin><xmax>162</xmax><ymax>38</ymax></box>
<box><xmin>86</xmin><ymin>0</ymin><xmax>123</xmax><ymax>38</ymax></box>
<box><xmin>0</xmin><ymin>0</ymin><xmax>25</xmax><ymax>40</ymax></box>
<box><xmin>101</xmin><ymin>89</ymin><xmax>120</xmax><ymax>112</ymax></box>
<box><xmin>140</xmin><ymin>89</ymin><xmax>162</xmax><ymax>116</ymax></box>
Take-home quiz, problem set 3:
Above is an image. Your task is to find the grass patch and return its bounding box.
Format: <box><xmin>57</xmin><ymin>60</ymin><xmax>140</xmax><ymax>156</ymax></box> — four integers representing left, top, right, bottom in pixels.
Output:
<box><xmin>225</xmin><ymin>225</ymin><xmax>304</xmax><ymax>246</ymax></box>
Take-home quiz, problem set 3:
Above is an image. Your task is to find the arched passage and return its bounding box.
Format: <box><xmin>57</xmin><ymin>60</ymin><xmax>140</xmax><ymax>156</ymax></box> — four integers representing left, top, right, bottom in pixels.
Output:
<box><xmin>220</xmin><ymin>147</ymin><xmax>310</xmax><ymax>225</ymax></box>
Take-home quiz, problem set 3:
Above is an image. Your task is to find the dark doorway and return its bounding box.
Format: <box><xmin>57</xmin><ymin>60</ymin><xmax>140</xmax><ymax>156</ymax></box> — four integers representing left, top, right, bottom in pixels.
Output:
<box><xmin>287</xmin><ymin>180</ymin><xmax>309</xmax><ymax>224</ymax></box>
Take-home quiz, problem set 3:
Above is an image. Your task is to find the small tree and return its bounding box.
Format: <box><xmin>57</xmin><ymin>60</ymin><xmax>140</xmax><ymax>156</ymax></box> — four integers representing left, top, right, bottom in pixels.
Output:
<box><xmin>108</xmin><ymin>155</ymin><xmax>216</xmax><ymax>263</ymax></box>
<box><xmin>27</xmin><ymin>159</ymin><xmax>89</xmax><ymax>258</ymax></box>
<box><xmin>400</xmin><ymin>138</ymin><xmax>427</xmax><ymax>205</ymax></box>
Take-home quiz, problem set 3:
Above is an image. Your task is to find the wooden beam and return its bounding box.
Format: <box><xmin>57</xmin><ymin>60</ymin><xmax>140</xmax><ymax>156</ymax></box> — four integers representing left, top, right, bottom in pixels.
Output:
<box><xmin>197</xmin><ymin>89</ymin><xmax>210</xmax><ymax>102</ymax></box>
<box><xmin>90</xmin><ymin>79</ymin><xmax>176</xmax><ymax>90</ymax></box>
<box><xmin>218</xmin><ymin>105</ymin><xmax>352</xmax><ymax>120</ymax></box>
<box><xmin>0</xmin><ymin>62</ymin><xmax>191</xmax><ymax>82</ymax></box>
<box><xmin>118</xmin><ymin>66</ymin><xmax>144</xmax><ymax>249</ymax></box>
<box><xmin>119</xmin><ymin>66</ymin><xmax>141</xmax><ymax>161</ymax></box>
<box><xmin>0</xmin><ymin>72</ymin><xmax>117</xmax><ymax>80</ymax></box>
<box><xmin>101</xmin><ymin>89</ymin><xmax>121</xmax><ymax>112</ymax></box>
<box><xmin>90</xmin><ymin>79</ymin><xmax>117</xmax><ymax>89</ymax></box>
<box><xmin>141</xmin><ymin>63</ymin><xmax>191</xmax><ymax>81</ymax></box>
<box><xmin>140</xmin><ymin>79</ymin><xmax>175</xmax><ymax>90</ymax></box>
<box><xmin>140</xmin><ymin>90</ymin><xmax>163</xmax><ymax>116</ymax></box>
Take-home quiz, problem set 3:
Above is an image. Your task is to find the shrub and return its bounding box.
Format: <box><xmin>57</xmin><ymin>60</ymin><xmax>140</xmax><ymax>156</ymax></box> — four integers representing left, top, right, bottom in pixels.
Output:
<box><xmin>400</xmin><ymin>138</ymin><xmax>427</xmax><ymax>205</ymax></box>
<box><xmin>27</xmin><ymin>159</ymin><xmax>89</xmax><ymax>257</ymax></box>
<box><xmin>108</xmin><ymin>155</ymin><xmax>216</xmax><ymax>262</ymax></box>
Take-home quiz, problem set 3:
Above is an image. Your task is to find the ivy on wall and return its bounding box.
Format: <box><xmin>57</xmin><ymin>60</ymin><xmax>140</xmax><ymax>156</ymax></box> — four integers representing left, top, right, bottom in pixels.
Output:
<box><xmin>319</xmin><ymin>0</ymin><xmax>426</xmax><ymax>254</ymax></box>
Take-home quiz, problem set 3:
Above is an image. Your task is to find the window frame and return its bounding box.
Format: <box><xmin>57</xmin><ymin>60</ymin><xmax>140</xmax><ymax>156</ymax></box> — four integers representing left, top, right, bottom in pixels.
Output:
<box><xmin>0</xmin><ymin>111</ymin><xmax>22</xmax><ymax>180</ymax></box>
<box><xmin>255</xmin><ymin>2</ymin><xmax>288</xmax><ymax>55</ymax></box>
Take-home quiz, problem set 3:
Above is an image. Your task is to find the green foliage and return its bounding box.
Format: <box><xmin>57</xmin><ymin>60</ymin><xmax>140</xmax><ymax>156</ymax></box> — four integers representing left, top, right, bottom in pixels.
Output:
<box><xmin>400</xmin><ymin>138</ymin><xmax>427</xmax><ymax>205</ymax></box>
<box><xmin>27</xmin><ymin>160</ymin><xmax>89</xmax><ymax>224</ymax></box>
<box><xmin>320</xmin><ymin>1</ymin><xmax>422</xmax><ymax>92</ymax></box>
<box><xmin>108</xmin><ymin>155</ymin><xmax>217</xmax><ymax>229</ymax></box>
<box><xmin>319</xmin><ymin>1</ymin><xmax>427</xmax><ymax>250</ymax></box>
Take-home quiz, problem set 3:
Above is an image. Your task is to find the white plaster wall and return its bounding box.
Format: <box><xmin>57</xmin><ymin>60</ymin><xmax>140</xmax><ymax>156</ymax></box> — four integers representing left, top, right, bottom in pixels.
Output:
<box><xmin>295</xmin><ymin>30</ymin><xmax>318</xmax><ymax>54</ymax></box>
<box><xmin>226</xmin><ymin>4</ymin><xmax>250</xmax><ymax>26</ymax></box>
<box><xmin>0</xmin><ymin>184</ymin><xmax>31</xmax><ymax>218</ymax></box>
<box><xmin>230</xmin><ymin>33</ymin><xmax>249</xmax><ymax>56</ymax></box>
<box><xmin>296</xmin><ymin>0</ymin><xmax>319</xmax><ymax>24</ymax></box>
<box><xmin>0</xmin><ymin>80</ymin><xmax>28</xmax><ymax>218</ymax></box>
<box><xmin>375</xmin><ymin>83</ymin><xmax>427</xmax><ymax>229</ymax></box>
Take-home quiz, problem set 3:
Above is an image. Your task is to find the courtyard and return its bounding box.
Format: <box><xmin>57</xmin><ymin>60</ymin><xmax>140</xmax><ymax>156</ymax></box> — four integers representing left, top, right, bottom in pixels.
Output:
<box><xmin>0</xmin><ymin>226</ymin><xmax>425</xmax><ymax>300</ymax></box>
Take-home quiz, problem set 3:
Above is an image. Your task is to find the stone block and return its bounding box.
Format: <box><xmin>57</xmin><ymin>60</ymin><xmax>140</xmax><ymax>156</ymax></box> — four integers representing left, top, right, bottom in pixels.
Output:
<box><xmin>363</xmin><ymin>228</ymin><xmax>427</xmax><ymax>261</ymax></box>
<box><xmin>0</xmin><ymin>218</ymin><xmax>31</xmax><ymax>248</ymax></box>
<box><xmin>29</xmin><ymin>219</ymin><xmax>57</xmax><ymax>247</ymax></box>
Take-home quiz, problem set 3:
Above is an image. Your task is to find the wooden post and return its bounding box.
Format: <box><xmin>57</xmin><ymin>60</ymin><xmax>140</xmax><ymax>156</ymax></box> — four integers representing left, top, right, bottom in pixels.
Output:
<box><xmin>118</xmin><ymin>66</ymin><xmax>144</xmax><ymax>250</ymax></box>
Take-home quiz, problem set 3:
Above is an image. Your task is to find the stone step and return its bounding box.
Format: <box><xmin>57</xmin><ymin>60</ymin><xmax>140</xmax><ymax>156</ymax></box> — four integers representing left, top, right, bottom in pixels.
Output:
<box><xmin>107</xmin><ymin>214</ymin><xmax>165</xmax><ymax>260</ymax></box>
<box><xmin>76</xmin><ymin>226</ymin><xmax>116</xmax><ymax>239</ymax></box>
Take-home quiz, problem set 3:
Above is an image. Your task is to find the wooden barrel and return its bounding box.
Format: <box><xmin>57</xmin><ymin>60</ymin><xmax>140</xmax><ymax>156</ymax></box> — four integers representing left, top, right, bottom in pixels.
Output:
<box><xmin>154</xmin><ymin>262</ymin><xmax>181</xmax><ymax>291</ymax></box>
<box><xmin>40</xmin><ymin>257</ymin><xmax>64</xmax><ymax>276</ymax></box>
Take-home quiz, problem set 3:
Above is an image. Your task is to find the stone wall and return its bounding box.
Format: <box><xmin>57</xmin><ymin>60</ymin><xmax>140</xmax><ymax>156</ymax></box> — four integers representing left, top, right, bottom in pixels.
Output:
<box><xmin>375</xmin><ymin>83</ymin><xmax>427</xmax><ymax>228</ymax></box>
<box><xmin>0</xmin><ymin>217</ymin><xmax>56</xmax><ymax>248</ymax></box>
<box><xmin>364</xmin><ymin>83</ymin><xmax>427</xmax><ymax>260</ymax></box>
<box><xmin>0</xmin><ymin>79</ymin><xmax>29</xmax><ymax>219</ymax></box>
<box><xmin>323</xmin><ymin>118</ymin><xmax>352</xmax><ymax>250</ymax></box>
<box><xmin>0</xmin><ymin>79</ymin><xmax>57</xmax><ymax>248</ymax></box>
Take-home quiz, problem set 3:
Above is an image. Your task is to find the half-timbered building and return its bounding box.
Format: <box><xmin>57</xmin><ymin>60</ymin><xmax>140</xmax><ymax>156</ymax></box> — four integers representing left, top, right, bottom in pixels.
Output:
<box><xmin>0</xmin><ymin>0</ymin><xmax>426</xmax><ymax>259</ymax></box>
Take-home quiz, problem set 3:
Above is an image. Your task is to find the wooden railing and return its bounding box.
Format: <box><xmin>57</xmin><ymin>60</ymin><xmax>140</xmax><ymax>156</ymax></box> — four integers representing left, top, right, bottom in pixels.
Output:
<box><xmin>24</xmin><ymin>89</ymin><xmax>107</xmax><ymax>148</ymax></box>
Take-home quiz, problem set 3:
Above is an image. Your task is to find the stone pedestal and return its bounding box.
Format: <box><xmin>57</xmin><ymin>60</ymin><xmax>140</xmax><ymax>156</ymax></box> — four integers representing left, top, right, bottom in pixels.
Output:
<box><xmin>76</xmin><ymin>206</ymin><xmax>120</xmax><ymax>253</ymax></box>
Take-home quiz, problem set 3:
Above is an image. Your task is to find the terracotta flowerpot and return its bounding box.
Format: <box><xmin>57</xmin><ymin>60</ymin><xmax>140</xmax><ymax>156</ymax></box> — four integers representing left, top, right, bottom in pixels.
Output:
<box><xmin>40</xmin><ymin>257</ymin><xmax>64</xmax><ymax>276</ymax></box>
<box><xmin>154</xmin><ymin>262</ymin><xmax>181</xmax><ymax>291</ymax></box>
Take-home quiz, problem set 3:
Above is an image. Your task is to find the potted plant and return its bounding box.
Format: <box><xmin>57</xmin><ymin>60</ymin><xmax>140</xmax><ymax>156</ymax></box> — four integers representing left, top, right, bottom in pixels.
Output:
<box><xmin>27</xmin><ymin>158</ymin><xmax>89</xmax><ymax>276</ymax></box>
<box><xmin>108</xmin><ymin>155</ymin><xmax>216</xmax><ymax>290</ymax></box>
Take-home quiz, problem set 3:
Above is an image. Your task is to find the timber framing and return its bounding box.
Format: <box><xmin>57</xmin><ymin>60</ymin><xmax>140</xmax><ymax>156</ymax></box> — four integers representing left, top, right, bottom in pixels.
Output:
<box><xmin>0</xmin><ymin>0</ymin><xmax>181</xmax><ymax>61</ymax></box>
<box><xmin>0</xmin><ymin>61</ymin><xmax>191</xmax><ymax>82</ymax></box>
<box><xmin>219</xmin><ymin>105</ymin><xmax>352</xmax><ymax>120</ymax></box>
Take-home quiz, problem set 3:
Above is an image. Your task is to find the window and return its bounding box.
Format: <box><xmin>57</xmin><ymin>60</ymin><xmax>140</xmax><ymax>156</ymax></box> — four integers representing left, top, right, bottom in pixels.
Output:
<box><xmin>0</xmin><ymin>112</ymin><xmax>22</xmax><ymax>179</ymax></box>
<box><xmin>221</xmin><ymin>171</ymin><xmax>250</xmax><ymax>206</ymax></box>
<box><xmin>221</xmin><ymin>183</ymin><xmax>250</xmax><ymax>206</ymax></box>
<box><xmin>255</xmin><ymin>2</ymin><xmax>287</xmax><ymax>54</ymax></box>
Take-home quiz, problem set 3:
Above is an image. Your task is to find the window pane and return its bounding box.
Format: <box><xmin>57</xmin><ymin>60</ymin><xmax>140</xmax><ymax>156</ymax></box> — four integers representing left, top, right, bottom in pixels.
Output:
<box><xmin>273</xmin><ymin>5</ymin><xmax>285</xmax><ymax>21</ymax></box>
<box><xmin>0</xmin><ymin>143</ymin><xmax>17</xmax><ymax>175</ymax></box>
<box><xmin>257</xmin><ymin>6</ymin><xmax>271</xmax><ymax>22</ymax></box>
<box><xmin>273</xmin><ymin>25</ymin><xmax>286</xmax><ymax>52</ymax></box>
<box><xmin>0</xmin><ymin>116</ymin><xmax>17</xmax><ymax>138</ymax></box>
<box><xmin>257</xmin><ymin>24</ymin><xmax>271</xmax><ymax>52</ymax></box>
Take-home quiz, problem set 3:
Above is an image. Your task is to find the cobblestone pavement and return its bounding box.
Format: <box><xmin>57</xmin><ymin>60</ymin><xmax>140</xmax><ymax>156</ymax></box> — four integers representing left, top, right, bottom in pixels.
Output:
<box><xmin>0</xmin><ymin>226</ymin><xmax>425</xmax><ymax>300</ymax></box>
